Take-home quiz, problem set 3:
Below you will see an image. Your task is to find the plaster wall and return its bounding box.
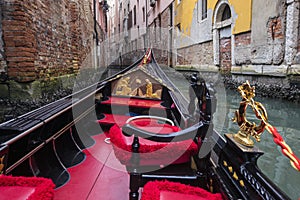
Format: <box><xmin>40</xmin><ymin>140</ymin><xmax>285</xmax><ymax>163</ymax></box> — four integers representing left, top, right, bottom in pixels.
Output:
<box><xmin>129</xmin><ymin>0</ymin><xmax>146</xmax><ymax>42</ymax></box>
<box><xmin>251</xmin><ymin>0</ymin><xmax>285</xmax><ymax>64</ymax></box>
<box><xmin>174</xmin><ymin>0</ymin><xmax>251</xmax><ymax>49</ymax></box>
<box><xmin>147</xmin><ymin>0</ymin><xmax>173</xmax><ymax>25</ymax></box>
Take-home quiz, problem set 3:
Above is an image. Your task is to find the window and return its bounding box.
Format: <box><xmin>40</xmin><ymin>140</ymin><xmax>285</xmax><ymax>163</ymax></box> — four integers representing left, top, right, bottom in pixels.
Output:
<box><xmin>158</xmin><ymin>14</ymin><xmax>161</xmax><ymax>40</ymax></box>
<box><xmin>222</xmin><ymin>5</ymin><xmax>231</xmax><ymax>21</ymax></box>
<box><xmin>176</xmin><ymin>23</ymin><xmax>181</xmax><ymax>32</ymax></box>
<box><xmin>142</xmin><ymin>7</ymin><xmax>145</xmax><ymax>22</ymax></box>
<box><xmin>134</xmin><ymin>6</ymin><xmax>136</xmax><ymax>25</ymax></box>
<box><xmin>201</xmin><ymin>0</ymin><xmax>207</xmax><ymax>20</ymax></box>
<box><xmin>128</xmin><ymin>10</ymin><xmax>132</xmax><ymax>29</ymax></box>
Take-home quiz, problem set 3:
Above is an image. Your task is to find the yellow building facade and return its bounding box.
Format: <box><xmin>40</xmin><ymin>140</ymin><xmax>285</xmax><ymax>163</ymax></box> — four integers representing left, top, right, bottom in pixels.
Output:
<box><xmin>174</xmin><ymin>0</ymin><xmax>252</xmax><ymax>35</ymax></box>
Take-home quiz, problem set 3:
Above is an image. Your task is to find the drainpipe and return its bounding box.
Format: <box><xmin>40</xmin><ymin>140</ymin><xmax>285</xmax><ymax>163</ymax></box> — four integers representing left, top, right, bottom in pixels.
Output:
<box><xmin>93</xmin><ymin>0</ymin><xmax>99</xmax><ymax>68</ymax></box>
<box><xmin>94</xmin><ymin>0</ymin><xmax>99</xmax><ymax>45</ymax></box>
<box><xmin>145</xmin><ymin>0</ymin><xmax>148</xmax><ymax>49</ymax></box>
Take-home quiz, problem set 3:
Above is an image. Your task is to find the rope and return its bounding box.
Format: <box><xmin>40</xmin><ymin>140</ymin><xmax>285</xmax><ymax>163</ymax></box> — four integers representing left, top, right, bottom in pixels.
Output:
<box><xmin>265</xmin><ymin>124</ymin><xmax>300</xmax><ymax>171</ymax></box>
<box><xmin>237</xmin><ymin>81</ymin><xmax>300</xmax><ymax>171</ymax></box>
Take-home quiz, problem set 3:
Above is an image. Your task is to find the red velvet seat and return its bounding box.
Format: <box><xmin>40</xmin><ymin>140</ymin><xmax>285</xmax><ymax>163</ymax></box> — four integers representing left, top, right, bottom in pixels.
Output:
<box><xmin>108</xmin><ymin>119</ymin><xmax>199</xmax><ymax>166</ymax></box>
<box><xmin>0</xmin><ymin>176</ymin><xmax>55</xmax><ymax>200</ymax></box>
<box><xmin>141</xmin><ymin>180</ymin><xmax>223</xmax><ymax>200</ymax></box>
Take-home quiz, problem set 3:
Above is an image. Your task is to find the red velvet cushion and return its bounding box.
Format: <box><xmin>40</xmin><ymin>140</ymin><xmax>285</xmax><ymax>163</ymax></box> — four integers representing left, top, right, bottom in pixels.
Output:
<box><xmin>109</xmin><ymin>122</ymin><xmax>199</xmax><ymax>166</ymax></box>
<box><xmin>0</xmin><ymin>176</ymin><xmax>55</xmax><ymax>200</ymax></box>
<box><xmin>141</xmin><ymin>180</ymin><xmax>223</xmax><ymax>200</ymax></box>
<box><xmin>160</xmin><ymin>191</ymin><xmax>208</xmax><ymax>200</ymax></box>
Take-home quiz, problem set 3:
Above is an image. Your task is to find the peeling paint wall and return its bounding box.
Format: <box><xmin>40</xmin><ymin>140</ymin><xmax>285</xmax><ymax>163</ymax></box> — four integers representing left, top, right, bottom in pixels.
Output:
<box><xmin>227</xmin><ymin>0</ymin><xmax>251</xmax><ymax>34</ymax></box>
<box><xmin>174</xmin><ymin>0</ymin><xmax>252</xmax><ymax>49</ymax></box>
<box><xmin>175</xmin><ymin>0</ymin><xmax>251</xmax><ymax>38</ymax></box>
<box><xmin>251</xmin><ymin>0</ymin><xmax>286</xmax><ymax>65</ymax></box>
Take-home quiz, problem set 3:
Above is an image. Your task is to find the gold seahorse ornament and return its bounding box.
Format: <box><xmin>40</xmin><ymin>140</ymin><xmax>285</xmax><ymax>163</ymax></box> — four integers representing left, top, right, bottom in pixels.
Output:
<box><xmin>232</xmin><ymin>81</ymin><xmax>268</xmax><ymax>147</ymax></box>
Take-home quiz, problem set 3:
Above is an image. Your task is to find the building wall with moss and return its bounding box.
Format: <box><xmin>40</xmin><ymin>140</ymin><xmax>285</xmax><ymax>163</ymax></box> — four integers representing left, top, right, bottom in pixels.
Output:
<box><xmin>0</xmin><ymin>0</ymin><xmax>95</xmax><ymax>83</ymax></box>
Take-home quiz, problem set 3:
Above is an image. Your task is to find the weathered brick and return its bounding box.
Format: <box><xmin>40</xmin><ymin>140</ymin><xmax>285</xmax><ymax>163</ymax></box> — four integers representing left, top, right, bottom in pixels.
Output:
<box><xmin>1</xmin><ymin>0</ymin><xmax>97</xmax><ymax>82</ymax></box>
<box><xmin>5</xmin><ymin>51</ymin><xmax>35</xmax><ymax>57</ymax></box>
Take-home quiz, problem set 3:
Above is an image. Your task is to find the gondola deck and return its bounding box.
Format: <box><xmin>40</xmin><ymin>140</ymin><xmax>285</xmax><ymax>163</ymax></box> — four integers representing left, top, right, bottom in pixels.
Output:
<box><xmin>54</xmin><ymin>133</ymin><xmax>129</xmax><ymax>200</ymax></box>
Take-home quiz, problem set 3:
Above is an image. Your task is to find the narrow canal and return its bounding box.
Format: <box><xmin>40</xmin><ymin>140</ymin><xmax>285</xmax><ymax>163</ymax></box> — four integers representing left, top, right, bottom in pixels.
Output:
<box><xmin>166</xmin><ymin>67</ymin><xmax>300</xmax><ymax>200</ymax></box>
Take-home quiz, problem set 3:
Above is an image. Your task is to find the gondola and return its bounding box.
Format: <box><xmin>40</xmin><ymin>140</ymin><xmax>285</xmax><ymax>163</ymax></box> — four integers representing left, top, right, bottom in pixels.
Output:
<box><xmin>0</xmin><ymin>49</ymin><xmax>297</xmax><ymax>200</ymax></box>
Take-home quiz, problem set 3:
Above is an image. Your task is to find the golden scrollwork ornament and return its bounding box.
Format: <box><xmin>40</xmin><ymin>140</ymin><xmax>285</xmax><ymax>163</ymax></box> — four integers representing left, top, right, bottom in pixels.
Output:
<box><xmin>232</xmin><ymin>81</ymin><xmax>268</xmax><ymax>147</ymax></box>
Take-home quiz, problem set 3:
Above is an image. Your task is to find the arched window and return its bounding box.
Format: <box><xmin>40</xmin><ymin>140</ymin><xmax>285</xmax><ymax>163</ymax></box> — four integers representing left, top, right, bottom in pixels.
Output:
<box><xmin>221</xmin><ymin>5</ymin><xmax>231</xmax><ymax>21</ymax></box>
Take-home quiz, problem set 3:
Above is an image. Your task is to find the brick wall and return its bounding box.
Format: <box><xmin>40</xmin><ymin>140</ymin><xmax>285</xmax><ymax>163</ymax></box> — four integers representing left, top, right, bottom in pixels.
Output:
<box><xmin>220</xmin><ymin>37</ymin><xmax>231</xmax><ymax>72</ymax></box>
<box><xmin>266</xmin><ymin>16</ymin><xmax>285</xmax><ymax>64</ymax></box>
<box><xmin>176</xmin><ymin>41</ymin><xmax>213</xmax><ymax>66</ymax></box>
<box><xmin>1</xmin><ymin>0</ymin><xmax>94</xmax><ymax>82</ymax></box>
<box><xmin>0</xmin><ymin>7</ymin><xmax>6</xmax><ymax>72</ymax></box>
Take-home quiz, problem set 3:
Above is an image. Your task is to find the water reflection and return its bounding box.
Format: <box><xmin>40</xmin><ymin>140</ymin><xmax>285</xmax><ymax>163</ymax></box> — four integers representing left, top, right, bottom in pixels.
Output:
<box><xmin>223</xmin><ymin>90</ymin><xmax>300</xmax><ymax>200</ymax></box>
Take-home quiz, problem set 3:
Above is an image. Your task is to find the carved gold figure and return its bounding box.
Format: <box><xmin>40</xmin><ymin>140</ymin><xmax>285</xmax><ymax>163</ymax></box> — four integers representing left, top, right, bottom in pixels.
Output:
<box><xmin>115</xmin><ymin>77</ymin><xmax>132</xmax><ymax>96</ymax></box>
<box><xmin>145</xmin><ymin>79</ymin><xmax>153</xmax><ymax>98</ymax></box>
<box><xmin>232</xmin><ymin>81</ymin><xmax>268</xmax><ymax>147</ymax></box>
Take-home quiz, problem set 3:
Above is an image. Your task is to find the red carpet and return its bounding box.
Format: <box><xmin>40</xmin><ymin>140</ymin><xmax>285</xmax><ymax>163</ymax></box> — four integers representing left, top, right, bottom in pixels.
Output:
<box><xmin>0</xmin><ymin>176</ymin><xmax>55</xmax><ymax>200</ymax></box>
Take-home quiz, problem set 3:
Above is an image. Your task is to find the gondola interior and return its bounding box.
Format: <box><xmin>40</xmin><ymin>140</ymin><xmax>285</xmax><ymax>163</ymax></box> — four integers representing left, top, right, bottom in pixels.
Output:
<box><xmin>0</xmin><ymin>49</ymin><xmax>292</xmax><ymax>200</ymax></box>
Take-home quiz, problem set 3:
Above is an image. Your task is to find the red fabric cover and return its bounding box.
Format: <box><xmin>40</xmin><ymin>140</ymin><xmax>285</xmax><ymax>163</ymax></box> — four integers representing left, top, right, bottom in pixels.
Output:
<box><xmin>109</xmin><ymin>122</ymin><xmax>199</xmax><ymax>166</ymax></box>
<box><xmin>160</xmin><ymin>191</ymin><xmax>208</xmax><ymax>200</ymax></box>
<box><xmin>141</xmin><ymin>180</ymin><xmax>223</xmax><ymax>200</ymax></box>
<box><xmin>0</xmin><ymin>175</ymin><xmax>55</xmax><ymax>200</ymax></box>
<box><xmin>101</xmin><ymin>96</ymin><xmax>165</xmax><ymax>109</ymax></box>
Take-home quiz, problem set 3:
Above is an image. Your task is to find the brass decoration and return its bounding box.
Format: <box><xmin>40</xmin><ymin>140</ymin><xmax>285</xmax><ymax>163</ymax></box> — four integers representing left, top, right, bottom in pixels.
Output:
<box><xmin>0</xmin><ymin>155</ymin><xmax>5</xmax><ymax>174</ymax></box>
<box><xmin>228</xmin><ymin>166</ymin><xmax>233</xmax><ymax>173</ymax></box>
<box><xmin>113</xmin><ymin>75</ymin><xmax>162</xmax><ymax>99</ymax></box>
<box><xmin>115</xmin><ymin>77</ymin><xmax>132</xmax><ymax>96</ymax></box>
<box><xmin>240</xmin><ymin>180</ymin><xmax>245</xmax><ymax>187</ymax></box>
<box><xmin>233</xmin><ymin>172</ymin><xmax>238</xmax><ymax>180</ymax></box>
<box><xmin>232</xmin><ymin>81</ymin><xmax>268</xmax><ymax>147</ymax></box>
<box><xmin>209</xmin><ymin>178</ymin><xmax>214</xmax><ymax>193</ymax></box>
<box><xmin>145</xmin><ymin>79</ymin><xmax>160</xmax><ymax>98</ymax></box>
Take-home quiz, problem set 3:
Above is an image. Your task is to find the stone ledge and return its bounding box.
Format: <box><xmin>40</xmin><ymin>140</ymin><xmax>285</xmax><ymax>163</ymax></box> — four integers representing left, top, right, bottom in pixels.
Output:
<box><xmin>287</xmin><ymin>64</ymin><xmax>300</xmax><ymax>75</ymax></box>
<box><xmin>232</xmin><ymin>65</ymin><xmax>288</xmax><ymax>77</ymax></box>
<box><xmin>175</xmin><ymin>65</ymin><xmax>219</xmax><ymax>72</ymax></box>
<box><xmin>232</xmin><ymin>65</ymin><xmax>262</xmax><ymax>75</ymax></box>
<box><xmin>262</xmin><ymin>65</ymin><xmax>288</xmax><ymax>77</ymax></box>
